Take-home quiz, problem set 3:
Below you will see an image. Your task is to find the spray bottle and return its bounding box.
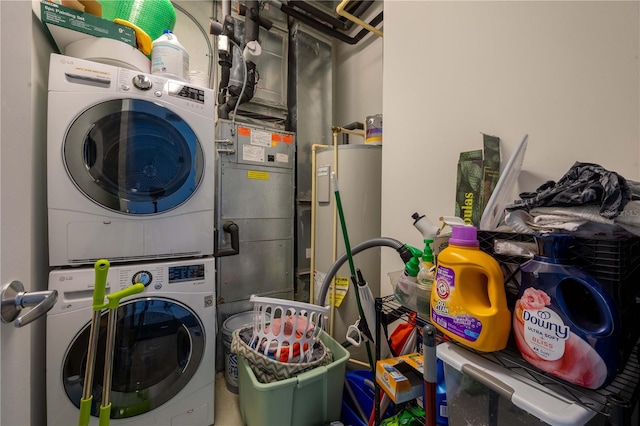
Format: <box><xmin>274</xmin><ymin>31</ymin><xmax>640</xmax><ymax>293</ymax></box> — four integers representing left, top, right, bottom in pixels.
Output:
<box><xmin>412</xmin><ymin>213</ymin><xmax>439</xmax><ymax>315</ymax></box>
<box><xmin>417</xmin><ymin>241</ymin><xmax>435</xmax><ymax>281</ymax></box>
<box><xmin>394</xmin><ymin>246</ymin><xmax>422</xmax><ymax>306</ymax></box>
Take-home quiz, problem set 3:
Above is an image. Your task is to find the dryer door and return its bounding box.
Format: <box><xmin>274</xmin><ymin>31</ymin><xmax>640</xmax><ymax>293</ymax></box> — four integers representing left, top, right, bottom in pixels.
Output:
<box><xmin>62</xmin><ymin>298</ymin><xmax>205</xmax><ymax>419</ymax></box>
<box><xmin>64</xmin><ymin>99</ymin><xmax>204</xmax><ymax>214</ymax></box>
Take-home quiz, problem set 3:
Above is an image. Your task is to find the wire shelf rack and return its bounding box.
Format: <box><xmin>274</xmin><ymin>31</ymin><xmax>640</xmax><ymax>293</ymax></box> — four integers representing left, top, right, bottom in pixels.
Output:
<box><xmin>375</xmin><ymin>295</ymin><xmax>640</xmax><ymax>426</ymax></box>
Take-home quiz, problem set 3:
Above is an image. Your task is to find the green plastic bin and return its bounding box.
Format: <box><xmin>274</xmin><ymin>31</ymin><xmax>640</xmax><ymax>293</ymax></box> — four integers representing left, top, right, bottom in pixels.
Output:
<box><xmin>238</xmin><ymin>330</ymin><xmax>350</xmax><ymax>426</ymax></box>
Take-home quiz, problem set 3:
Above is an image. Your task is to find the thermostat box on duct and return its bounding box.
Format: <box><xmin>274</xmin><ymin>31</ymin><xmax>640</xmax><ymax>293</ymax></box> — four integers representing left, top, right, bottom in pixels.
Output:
<box><xmin>39</xmin><ymin>1</ymin><xmax>136</xmax><ymax>52</ymax></box>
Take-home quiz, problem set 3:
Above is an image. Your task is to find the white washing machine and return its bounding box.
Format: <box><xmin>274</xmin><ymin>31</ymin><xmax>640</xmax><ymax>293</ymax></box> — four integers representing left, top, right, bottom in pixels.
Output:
<box><xmin>47</xmin><ymin>53</ymin><xmax>215</xmax><ymax>266</ymax></box>
<box><xmin>46</xmin><ymin>257</ymin><xmax>216</xmax><ymax>425</ymax></box>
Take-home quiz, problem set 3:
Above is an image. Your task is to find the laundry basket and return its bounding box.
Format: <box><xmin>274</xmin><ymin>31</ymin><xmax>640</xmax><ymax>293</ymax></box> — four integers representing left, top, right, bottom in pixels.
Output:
<box><xmin>249</xmin><ymin>295</ymin><xmax>329</xmax><ymax>363</ymax></box>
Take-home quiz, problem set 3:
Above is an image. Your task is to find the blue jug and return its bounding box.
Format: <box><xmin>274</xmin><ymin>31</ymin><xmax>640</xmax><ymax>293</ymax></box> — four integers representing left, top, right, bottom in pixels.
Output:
<box><xmin>513</xmin><ymin>233</ymin><xmax>621</xmax><ymax>389</ymax></box>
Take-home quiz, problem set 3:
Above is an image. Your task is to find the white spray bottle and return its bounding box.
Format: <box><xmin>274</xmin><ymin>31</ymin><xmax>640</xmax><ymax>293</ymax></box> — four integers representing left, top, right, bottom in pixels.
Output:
<box><xmin>412</xmin><ymin>213</ymin><xmax>438</xmax><ymax>285</ymax></box>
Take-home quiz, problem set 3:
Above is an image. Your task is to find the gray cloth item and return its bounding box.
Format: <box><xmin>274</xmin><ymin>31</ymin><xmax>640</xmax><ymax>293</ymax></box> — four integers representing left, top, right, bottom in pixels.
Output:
<box><xmin>507</xmin><ymin>162</ymin><xmax>640</xmax><ymax>219</ymax></box>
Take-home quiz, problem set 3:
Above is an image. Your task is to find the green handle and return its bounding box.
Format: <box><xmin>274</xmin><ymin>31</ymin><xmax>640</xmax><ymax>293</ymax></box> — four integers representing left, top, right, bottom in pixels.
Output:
<box><xmin>93</xmin><ymin>259</ymin><xmax>110</xmax><ymax>311</ymax></box>
<box><xmin>106</xmin><ymin>283</ymin><xmax>145</xmax><ymax>309</ymax></box>
<box><xmin>78</xmin><ymin>396</ymin><xmax>93</xmax><ymax>426</ymax></box>
<box><xmin>99</xmin><ymin>403</ymin><xmax>111</xmax><ymax>426</ymax></box>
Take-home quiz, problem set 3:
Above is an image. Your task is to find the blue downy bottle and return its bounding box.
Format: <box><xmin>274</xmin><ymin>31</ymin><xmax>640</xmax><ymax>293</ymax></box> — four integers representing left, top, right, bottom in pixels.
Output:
<box><xmin>513</xmin><ymin>233</ymin><xmax>621</xmax><ymax>389</ymax></box>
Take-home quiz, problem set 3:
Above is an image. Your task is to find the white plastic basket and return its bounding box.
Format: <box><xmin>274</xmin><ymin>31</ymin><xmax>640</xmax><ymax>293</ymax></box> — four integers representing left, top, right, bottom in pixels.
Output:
<box><xmin>249</xmin><ymin>295</ymin><xmax>329</xmax><ymax>363</ymax></box>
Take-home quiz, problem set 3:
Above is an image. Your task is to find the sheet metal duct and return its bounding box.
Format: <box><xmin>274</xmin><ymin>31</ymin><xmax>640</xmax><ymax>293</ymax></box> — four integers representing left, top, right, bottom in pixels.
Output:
<box><xmin>289</xmin><ymin>24</ymin><xmax>333</xmax><ymax>302</ymax></box>
<box><xmin>267</xmin><ymin>0</ymin><xmax>383</xmax><ymax>45</ymax></box>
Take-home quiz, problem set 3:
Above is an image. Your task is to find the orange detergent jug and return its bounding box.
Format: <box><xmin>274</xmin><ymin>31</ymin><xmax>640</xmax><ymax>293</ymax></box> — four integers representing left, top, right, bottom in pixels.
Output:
<box><xmin>430</xmin><ymin>225</ymin><xmax>511</xmax><ymax>352</ymax></box>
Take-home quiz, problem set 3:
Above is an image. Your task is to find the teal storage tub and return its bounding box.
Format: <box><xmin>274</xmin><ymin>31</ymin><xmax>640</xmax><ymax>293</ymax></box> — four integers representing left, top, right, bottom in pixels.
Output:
<box><xmin>238</xmin><ymin>330</ymin><xmax>350</xmax><ymax>426</ymax></box>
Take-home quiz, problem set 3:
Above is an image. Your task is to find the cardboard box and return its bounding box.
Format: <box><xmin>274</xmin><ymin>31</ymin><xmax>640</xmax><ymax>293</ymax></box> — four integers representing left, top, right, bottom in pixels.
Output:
<box><xmin>375</xmin><ymin>352</ymin><xmax>424</xmax><ymax>404</ymax></box>
<box><xmin>455</xmin><ymin>134</ymin><xmax>500</xmax><ymax>226</ymax></box>
<box><xmin>39</xmin><ymin>1</ymin><xmax>136</xmax><ymax>52</ymax></box>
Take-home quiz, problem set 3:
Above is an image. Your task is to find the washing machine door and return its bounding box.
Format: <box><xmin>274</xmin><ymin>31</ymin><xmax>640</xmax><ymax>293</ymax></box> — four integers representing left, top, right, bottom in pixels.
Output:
<box><xmin>64</xmin><ymin>99</ymin><xmax>204</xmax><ymax>214</ymax></box>
<box><xmin>62</xmin><ymin>298</ymin><xmax>205</xmax><ymax>419</ymax></box>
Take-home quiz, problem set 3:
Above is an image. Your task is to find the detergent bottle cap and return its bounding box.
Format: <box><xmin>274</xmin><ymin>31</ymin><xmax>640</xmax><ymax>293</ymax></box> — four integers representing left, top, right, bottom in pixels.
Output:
<box><xmin>534</xmin><ymin>233</ymin><xmax>573</xmax><ymax>260</ymax></box>
<box><xmin>449</xmin><ymin>225</ymin><xmax>479</xmax><ymax>247</ymax></box>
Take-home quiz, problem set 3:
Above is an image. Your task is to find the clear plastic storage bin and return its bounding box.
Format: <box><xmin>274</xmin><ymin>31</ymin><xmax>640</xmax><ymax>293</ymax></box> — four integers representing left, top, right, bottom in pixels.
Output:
<box><xmin>437</xmin><ymin>342</ymin><xmax>595</xmax><ymax>426</ymax></box>
<box><xmin>389</xmin><ymin>270</ymin><xmax>430</xmax><ymax>317</ymax></box>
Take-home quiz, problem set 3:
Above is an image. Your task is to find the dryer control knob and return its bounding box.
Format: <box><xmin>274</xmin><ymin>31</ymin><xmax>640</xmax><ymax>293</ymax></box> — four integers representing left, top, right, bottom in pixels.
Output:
<box><xmin>132</xmin><ymin>74</ymin><xmax>153</xmax><ymax>90</ymax></box>
<box><xmin>132</xmin><ymin>271</ymin><xmax>153</xmax><ymax>287</ymax></box>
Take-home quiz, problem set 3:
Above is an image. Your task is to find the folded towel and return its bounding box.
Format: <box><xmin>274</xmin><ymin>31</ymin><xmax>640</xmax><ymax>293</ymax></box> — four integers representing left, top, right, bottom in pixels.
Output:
<box><xmin>504</xmin><ymin>205</ymin><xmax>640</xmax><ymax>238</ymax></box>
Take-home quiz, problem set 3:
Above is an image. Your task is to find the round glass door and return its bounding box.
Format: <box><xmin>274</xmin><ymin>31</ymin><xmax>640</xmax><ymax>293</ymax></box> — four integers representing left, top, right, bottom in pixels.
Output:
<box><xmin>62</xmin><ymin>298</ymin><xmax>205</xmax><ymax>419</ymax></box>
<box><xmin>64</xmin><ymin>99</ymin><xmax>204</xmax><ymax>215</ymax></box>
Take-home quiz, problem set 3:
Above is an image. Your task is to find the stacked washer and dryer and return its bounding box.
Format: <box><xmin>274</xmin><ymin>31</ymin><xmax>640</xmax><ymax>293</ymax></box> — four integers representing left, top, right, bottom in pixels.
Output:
<box><xmin>45</xmin><ymin>53</ymin><xmax>217</xmax><ymax>425</ymax></box>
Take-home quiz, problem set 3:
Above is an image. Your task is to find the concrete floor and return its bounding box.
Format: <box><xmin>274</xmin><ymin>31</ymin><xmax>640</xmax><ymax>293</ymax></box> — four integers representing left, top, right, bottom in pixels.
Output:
<box><xmin>214</xmin><ymin>372</ymin><xmax>243</xmax><ymax>426</ymax></box>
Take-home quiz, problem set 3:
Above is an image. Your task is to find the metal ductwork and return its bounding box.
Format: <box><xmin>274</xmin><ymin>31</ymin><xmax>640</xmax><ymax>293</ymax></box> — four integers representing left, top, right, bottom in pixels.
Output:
<box><xmin>266</xmin><ymin>0</ymin><xmax>382</xmax><ymax>45</ymax></box>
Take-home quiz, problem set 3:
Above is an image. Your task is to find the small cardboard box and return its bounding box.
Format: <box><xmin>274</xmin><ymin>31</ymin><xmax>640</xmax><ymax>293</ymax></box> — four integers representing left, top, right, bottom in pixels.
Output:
<box><xmin>375</xmin><ymin>352</ymin><xmax>424</xmax><ymax>404</ymax></box>
<box><xmin>40</xmin><ymin>1</ymin><xmax>136</xmax><ymax>51</ymax></box>
<box><xmin>455</xmin><ymin>134</ymin><xmax>500</xmax><ymax>226</ymax></box>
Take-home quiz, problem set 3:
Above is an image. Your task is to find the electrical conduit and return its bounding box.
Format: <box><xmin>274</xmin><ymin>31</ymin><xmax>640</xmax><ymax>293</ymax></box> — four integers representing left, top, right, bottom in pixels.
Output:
<box><xmin>331</xmin><ymin>130</ymin><xmax>339</xmax><ymax>337</ymax></box>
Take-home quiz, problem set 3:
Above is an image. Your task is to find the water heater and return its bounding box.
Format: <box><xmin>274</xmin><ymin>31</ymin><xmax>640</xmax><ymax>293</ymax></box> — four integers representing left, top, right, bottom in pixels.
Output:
<box><xmin>314</xmin><ymin>144</ymin><xmax>382</xmax><ymax>361</ymax></box>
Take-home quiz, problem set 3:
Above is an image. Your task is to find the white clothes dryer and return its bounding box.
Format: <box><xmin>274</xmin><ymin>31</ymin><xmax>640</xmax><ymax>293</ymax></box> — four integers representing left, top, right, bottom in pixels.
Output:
<box><xmin>46</xmin><ymin>257</ymin><xmax>215</xmax><ymax>425</ymax></box>
<box><xmin>47</xmin><ymin>53</ymin><xmax>215</xmax><ymax>266</ymax></box>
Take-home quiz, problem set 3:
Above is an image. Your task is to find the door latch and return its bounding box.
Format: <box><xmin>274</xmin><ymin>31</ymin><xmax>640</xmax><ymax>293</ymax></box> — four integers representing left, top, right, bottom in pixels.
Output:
<box><xmin>1</xmin><ymin>281</ymin><xmax>58</xmax><ymax>327</ymax></box>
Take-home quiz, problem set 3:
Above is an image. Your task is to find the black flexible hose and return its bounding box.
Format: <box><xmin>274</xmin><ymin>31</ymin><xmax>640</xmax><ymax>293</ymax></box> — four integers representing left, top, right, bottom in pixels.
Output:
<box><xmin>317</xmin><ymin>237</ymin><xmax>410</xmax><ymax>305</ymax></box>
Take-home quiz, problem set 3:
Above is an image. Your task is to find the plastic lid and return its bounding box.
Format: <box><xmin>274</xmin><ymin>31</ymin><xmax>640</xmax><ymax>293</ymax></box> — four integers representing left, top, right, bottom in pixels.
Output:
<box><xmin>449</xmin><ymin>226</ymin><xmax>479</xmax><ymax>247</ymax></box>
<box><xmin>222</xmin><ymin>311</ymin><xmax>255</xmax><ymax>333</ymax></box>
<box><xmin>437</xmin><ymin>342</ymin><xmax>596</xmax><ymax>426</ymax></box>
<box><xmin>534</xmin><ymin>233</ymin><xmax>573</xmax><ymax>260</ymax></box>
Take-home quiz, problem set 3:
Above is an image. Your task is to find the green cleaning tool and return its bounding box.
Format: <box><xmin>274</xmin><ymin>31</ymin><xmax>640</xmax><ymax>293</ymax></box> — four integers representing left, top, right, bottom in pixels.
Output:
<box><xmin>331</xmin><ymin>172</ymin><xmax>374</xmax><ymax>371</ymax></box>
<box><xmin>78</xmin><ymin>259</ymin><xmax>145</xmax><ymax>426</ymax></box>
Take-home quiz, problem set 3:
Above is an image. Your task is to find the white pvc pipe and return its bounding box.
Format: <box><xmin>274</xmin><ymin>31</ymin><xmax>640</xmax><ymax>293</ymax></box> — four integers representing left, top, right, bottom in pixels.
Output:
<box><xmin>310</xmin><ymin>143</ymin><xmax>329</xmax><ymax>305</ymax></box>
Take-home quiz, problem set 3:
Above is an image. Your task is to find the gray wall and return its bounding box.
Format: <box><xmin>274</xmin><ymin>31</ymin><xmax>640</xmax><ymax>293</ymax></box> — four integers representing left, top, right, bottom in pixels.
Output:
<box><xmin>380</xmin><ymin>1</ymin><xmax>640</xmax><ymax>295</ymax></box>
<box><xmin>1</xmin><ymin>2</ymin><xmax>51</xmax><ymax>425</ymax></box>
<box><xmin>333</xmin><ymin>3</ymin><xmax>384</xmax><ymax>130</ymax></box>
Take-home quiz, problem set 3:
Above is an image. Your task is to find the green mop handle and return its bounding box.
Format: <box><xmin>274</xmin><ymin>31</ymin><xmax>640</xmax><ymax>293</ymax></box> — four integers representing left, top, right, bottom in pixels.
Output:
<box><xmin>105</xmin><ymin>283</ymin><xmax>145</xmax><ymax>309</ymax></box>
<box><xmin>331</xmin><ymin>172</ymin><xmax>374</xmax><ymax>371</ymax></box>
<box><xmin>93</xmin><ymin>260</ymin><xmax>109</xmax><ymax>309</ymax></box>
<box><xmin>99</xmin><ymin>283</ymin><xmax>145</xmax><ymax>426</ymax></box>
<box><xmin>99</xmin><ymin>405</ymin><xmax>111</xmax><ymax>426</ymax></box>
<box><xmin>78</xmin><ymin>399</ymin><xmax>92</xmax><ymax>426</ymax></box>
<box><xmin>79</xmin><ymin>259</ymin><xmax>110</xmax><ymax>426</ymax></box>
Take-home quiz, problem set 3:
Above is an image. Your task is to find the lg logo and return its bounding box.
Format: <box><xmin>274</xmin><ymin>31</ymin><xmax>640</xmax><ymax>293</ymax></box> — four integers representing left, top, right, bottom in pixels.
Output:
<box><xmin>58</xmin><ymin>276</ymin><xmax>73</xmax><ymax>282</ymax></box>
